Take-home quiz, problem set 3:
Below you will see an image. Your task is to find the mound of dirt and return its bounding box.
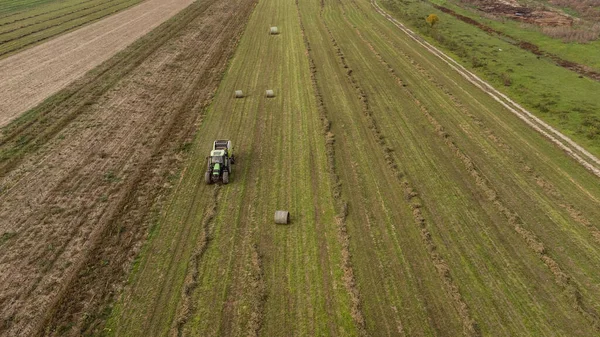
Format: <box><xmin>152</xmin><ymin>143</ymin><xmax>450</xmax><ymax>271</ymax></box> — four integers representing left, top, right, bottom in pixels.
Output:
<box><xmin>465</xmin><ymin>0</ymin><xmax>573</xmax><ymax>26</ymax></box>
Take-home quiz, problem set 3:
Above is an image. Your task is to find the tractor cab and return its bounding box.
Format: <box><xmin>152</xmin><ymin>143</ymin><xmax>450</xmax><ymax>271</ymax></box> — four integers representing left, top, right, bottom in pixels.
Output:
<box><xmin>210</xmin><ymin>150</ymin><xmax>226</xmax><ymax>164</ymax></box>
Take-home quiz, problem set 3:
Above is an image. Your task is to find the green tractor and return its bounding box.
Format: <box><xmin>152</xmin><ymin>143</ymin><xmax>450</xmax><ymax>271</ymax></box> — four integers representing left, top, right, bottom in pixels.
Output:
<box><xmin>205</xmin><ymin>140</ymin><xmax>235</xmax><ymax>184</ymax></box>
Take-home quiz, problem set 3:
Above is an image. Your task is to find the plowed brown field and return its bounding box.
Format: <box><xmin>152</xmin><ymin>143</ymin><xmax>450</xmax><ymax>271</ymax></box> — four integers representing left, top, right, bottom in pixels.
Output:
<box><xmin>0</xmin><ymin>0</ymin><xmax>255</xmax><ymax>334</ymax></box>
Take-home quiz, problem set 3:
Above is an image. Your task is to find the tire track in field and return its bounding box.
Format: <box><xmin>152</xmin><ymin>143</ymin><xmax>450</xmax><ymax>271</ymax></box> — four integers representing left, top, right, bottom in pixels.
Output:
<box><xmin>295</xmin><ymin>4</ymin><xmax>350</xmax><ymax>334</ymax></box>
<box><xmin>215</xmin><ymin>95</ymin><xmax>268</xmax><ymax>336</ymax></box>
<box><xmin>238</xmin><ymin>127</ymin><xmax>268</xmax><ymax>337</ymax></box>
<box><xmin>241</xmin><ymin>102</ymin><xmax>267</xmax><ymax>337</ymax></box>
<box><xmin>360</xmin><ymin>25</ymin><xmax>600</xmax><ymax>327</ymax></box>
<box><xmin>326</xmin><ymin>11</ymin><xmax>479</xmax><ymax>335</ymax></box>
<box><xmin>296</xmin><ymin>2</ymin><xmax>367</xmax><ymax>334</ymax></box>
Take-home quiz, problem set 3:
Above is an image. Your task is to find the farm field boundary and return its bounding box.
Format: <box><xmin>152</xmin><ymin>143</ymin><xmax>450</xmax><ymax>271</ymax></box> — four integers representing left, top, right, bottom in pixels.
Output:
<box><xmin>0</xmin><ymin>0</ymin><xmax>144</xmax><ymax>58</ymax></box>
<box><xmin>0</xmin><ymin>0</ymin><xmax>195</xmax><ymax>128</ymax></box>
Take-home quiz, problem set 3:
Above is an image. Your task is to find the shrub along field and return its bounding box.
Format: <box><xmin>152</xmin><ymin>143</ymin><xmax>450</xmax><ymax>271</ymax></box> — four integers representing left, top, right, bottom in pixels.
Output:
<box><xmin>104</xmin><ymin>0</ymin><xmax>600</xmax><ymax>335</ymax></box>
<box><xmin>0</xmin><ymin>0</ymin><xmax>143</xmax><ymax>57</ymax></box>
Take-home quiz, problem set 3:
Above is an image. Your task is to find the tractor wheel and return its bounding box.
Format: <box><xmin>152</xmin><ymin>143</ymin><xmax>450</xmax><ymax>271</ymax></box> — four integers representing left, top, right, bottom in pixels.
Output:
<box><xmin>223</xmin><ymin>171</ymin><xmax>229</xmax><ymax>184</ymax></box>
<box><xmin>205</xmin><ymin>171</ymin><xmax>211</xmax><ymax>185</ymax></box>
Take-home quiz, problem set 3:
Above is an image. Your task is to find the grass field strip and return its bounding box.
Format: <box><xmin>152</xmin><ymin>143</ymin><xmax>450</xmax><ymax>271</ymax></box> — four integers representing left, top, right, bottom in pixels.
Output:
<box><xmin>0</xmin><ymin>0</ymin><xmax>98</xmax><ymax>26</ymax></box>
<box><xmin>0</xmin><ymin>0</ymin><xmax>122</xmax><ymax>34</ymax></box>
<box><xmin>371</xmin><ymin>0</ymin><xmax>600</xmax><ymax>178</ymax></box>
<box><xmin>296</xmin><ymin>0</ymin><xmax>480</xmax><ymax>334</ymax></box>
<box><xmin>342</xmin><ymin>14</ymin><xmax>484</xmax><ymax>336</ymax></box>
<box><xmin>0</xmin><ymin>0</ymin><xmax>142</xmax><ymax>57</ymax></box>
<box><xmin>316</xmin><ymin>0</ymin><xmax>600</xmax><ymax>332</ymax></box>
<box><xmin>325</xmin><ymin>12</ymin><xmax>481</xmax><ymax>336</ymax></box>
<box><xmin>105</xmin><ymin>0</ymin><xmax>360</xmax><ymax>334</ymax></box>
<box><xmin>295</xmin><ymin>2</ymin><xmax>369</xmax><ymax>334</ymax></box>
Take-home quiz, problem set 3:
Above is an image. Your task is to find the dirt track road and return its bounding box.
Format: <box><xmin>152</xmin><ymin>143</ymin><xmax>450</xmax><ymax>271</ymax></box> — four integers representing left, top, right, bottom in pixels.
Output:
<box><xmin>0</xmin><ymin>0</ymin><xmax>195</xmax><ymax>127</ymax></box>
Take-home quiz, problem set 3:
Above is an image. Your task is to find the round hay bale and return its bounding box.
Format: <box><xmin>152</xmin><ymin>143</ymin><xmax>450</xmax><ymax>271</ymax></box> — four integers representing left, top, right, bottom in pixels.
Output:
<box><xmin>274</xmin><ymin>210</ymin><xmax>289</xmax><ymax>224</ymax></box>
<box><xmin>235</xmin><ymin>90</ymin><xmax>244</xmax><ymax>98</ymax></box>
<box><xmin>266</xmin><ymin>90</ymin><xmax>275</xmax><ymax>98</ymax></box>
<box><xmin>270</xmin><ymin>26</ymin><xmax>279</xmax><ymax>35</ymax></box>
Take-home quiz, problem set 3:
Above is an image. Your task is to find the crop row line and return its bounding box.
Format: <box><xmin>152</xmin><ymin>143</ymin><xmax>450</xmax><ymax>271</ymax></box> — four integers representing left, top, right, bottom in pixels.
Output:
<box><xmin>0</xmin><ymin>0</ymin><xmax>135</xmax><ymax>43</ymax></box>
<box><xmin>369</xmin><ymin>30</ymin><xmax>600</xmax><ymax>328</ymax></box>
<box><xmin>296</xmin><ymin>1</ymin><xmax>367</xmax><ymax>334</ymax></box>
<box><xmin>0</xmin><ymin>0</ymin><xmax>123</xmax><ymax>36</ymax></box>
<box><xmin>0</xmin><ymin>0</ymin><xmax>99</xmax><ymax>27</ymax></box>
<box><xmin>0</xmin><ymin>0</ymin><xmax>140</xmax><ymax>57</ymax></box>
<box><xmin>372</xmin><ymin>20</ymin><xmax>600</xmax><ymax>246</ymax></box>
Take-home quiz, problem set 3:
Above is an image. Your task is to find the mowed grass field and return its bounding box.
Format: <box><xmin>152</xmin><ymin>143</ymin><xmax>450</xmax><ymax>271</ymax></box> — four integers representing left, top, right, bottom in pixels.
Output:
<box><xmin>0</xmin><ymin>0</ymin><xmax>143</xmax><ymax>57</ymax></box>
<box><xmin>102</xmin><ymin>0</ymin><xmax>600</xmax><ymax>335</ymax></box>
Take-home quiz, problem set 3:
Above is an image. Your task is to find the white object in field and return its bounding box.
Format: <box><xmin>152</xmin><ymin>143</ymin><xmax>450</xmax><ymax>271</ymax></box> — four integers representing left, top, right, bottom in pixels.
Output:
<box><xmin>270</xmin><ymin>26</ymin><xmax>279</xmax><ymax>35</ymax></box>
<box><xmin>235</xmin><ymin>90</ymin><xmax>243</xmax><ymax>98</ymax></box>
<box><xmin>274</xmin><ymin>210</ymin><xmax>290</xmax><ymax>224</ymax></box>
<box><xmin>266</xmin><ymin>90</ymin><xmax>275</xmax><ymax>98</ymax></box>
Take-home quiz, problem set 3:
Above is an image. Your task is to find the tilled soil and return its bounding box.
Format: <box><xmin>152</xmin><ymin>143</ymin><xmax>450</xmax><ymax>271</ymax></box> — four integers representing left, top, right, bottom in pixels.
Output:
<box><xmin>0</xmin><ymin>0</ymin><xmax>255</xmax><ymax>334</ymax></box>
<box><xmin>0</xmin><ymin>0</ymin><xmax>195</xmax><ymax>128</ymax></box>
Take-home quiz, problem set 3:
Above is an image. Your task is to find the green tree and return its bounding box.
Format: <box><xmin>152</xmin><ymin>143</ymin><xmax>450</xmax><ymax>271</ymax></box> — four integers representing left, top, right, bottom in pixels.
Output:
<box><xmin>426</xmin><ymin>14</ymin><xmax>439</xmax><ymax>27</ymax></box>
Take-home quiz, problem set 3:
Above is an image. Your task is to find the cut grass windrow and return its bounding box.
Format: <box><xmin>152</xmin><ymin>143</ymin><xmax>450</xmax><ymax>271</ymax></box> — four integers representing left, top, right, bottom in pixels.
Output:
<box><xmin>297</xmin><ymin>2</ymin><xmax>367</xmax><ymax>333</ymax></box>
<box><xmin>0</xmin><ymin>0</ymin><xmax>98</xmax><ymax>27</ymax></box>
<box><xmin>172</xmin><ymin>186</ymin><xmax>220</xmax><ymax>337</ymax></box>
<box><xmin>0</xmin><ymin>0</ymin><xmax>122</xmax><ymax>35</ymax></box>
<box><xmin>374</xmin><ymin>41</ymin><xmax>600</xmax><ymax>329</ymax></box>
<box><xmin>326</xmin><ymin>11</ymin><xmax>480</xmax><ymax>335</ymax></box>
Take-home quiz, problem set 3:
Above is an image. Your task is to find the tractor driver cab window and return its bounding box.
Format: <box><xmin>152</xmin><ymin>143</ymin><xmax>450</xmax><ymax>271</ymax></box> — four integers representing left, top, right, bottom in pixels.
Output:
<box><xmin>211</xmin><ymin>156</ymin><xmax>223</xmax><ymax>164</ymax></box>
